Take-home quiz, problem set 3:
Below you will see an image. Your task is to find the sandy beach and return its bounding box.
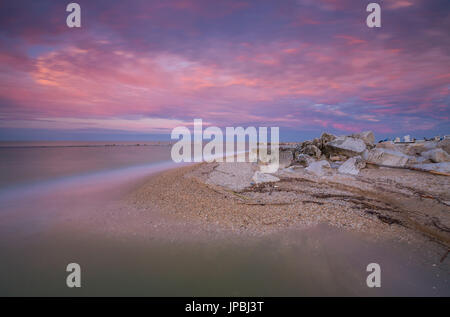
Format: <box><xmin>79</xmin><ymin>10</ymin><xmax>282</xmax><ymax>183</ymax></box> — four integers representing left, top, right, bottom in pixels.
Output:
<box><xmin>131</xmin><ymin>161</ymin><xmax>450</xmax><ymax>259</ymax></box>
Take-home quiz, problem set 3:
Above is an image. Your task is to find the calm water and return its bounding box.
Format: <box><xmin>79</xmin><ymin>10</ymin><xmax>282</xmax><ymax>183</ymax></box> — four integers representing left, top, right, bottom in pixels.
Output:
<box><xmin>0</xmin><ymin>142</ymin><xmax>448</xmax><ymax>296</ymax></box>
<box><xmin>0</xmin><ymin>141</ymin><xmax>172</xmax><ymax>190</ymax></box>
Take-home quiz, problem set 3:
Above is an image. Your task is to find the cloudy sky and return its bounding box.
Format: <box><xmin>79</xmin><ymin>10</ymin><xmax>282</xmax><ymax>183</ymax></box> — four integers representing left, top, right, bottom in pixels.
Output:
<box><xmin>0</xmin><ymin>0</ymin><xmax>448</xmax><ymax>141</ymax></box>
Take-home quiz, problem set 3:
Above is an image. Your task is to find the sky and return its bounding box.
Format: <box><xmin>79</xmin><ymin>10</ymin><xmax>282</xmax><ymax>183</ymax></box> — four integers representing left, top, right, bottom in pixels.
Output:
<box><xmin>0</xmin><ymin>0</ymin><xmax>449</xmax><ymax>141</ymax></box>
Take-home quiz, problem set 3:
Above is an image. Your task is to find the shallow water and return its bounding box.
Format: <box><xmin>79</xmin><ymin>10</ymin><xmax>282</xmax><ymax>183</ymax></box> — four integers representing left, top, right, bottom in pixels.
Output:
<box><xmin>0</xmin><ymin>142</ymin><xmax>448</xmax><ymax>296</ymax></box>
<box><xmin>1</xmin><ymin>224</ymin><xmax>448</xmax><ymax>296</ymax></box>
<box><xmin>0</xmin><ymin>141</ymin><xmax>172</xmax><ymax>190</ymax></box>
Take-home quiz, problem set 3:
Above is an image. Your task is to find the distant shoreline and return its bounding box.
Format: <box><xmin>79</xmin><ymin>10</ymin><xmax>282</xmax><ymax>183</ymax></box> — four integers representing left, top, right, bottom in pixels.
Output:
<box><xmin>0</xmin><ymin>142</ymin><xmax>173</xmax><ymax>149</ymax></box>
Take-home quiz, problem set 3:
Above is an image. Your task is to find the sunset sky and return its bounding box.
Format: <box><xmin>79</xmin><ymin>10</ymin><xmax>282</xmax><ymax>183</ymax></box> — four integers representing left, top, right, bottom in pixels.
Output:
<box><xmin>0</xmin><ymin>0</ymin><xmax>448</xmax><ymax>141</ymax></box>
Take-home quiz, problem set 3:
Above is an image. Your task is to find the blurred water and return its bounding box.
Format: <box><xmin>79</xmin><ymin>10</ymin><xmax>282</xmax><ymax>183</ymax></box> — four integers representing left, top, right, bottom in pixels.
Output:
<box><xmin>0</xmin><ymin>141</ymin><xmax>172</xmax><ymax>190</ymax></box>
<box><xmin>1</xmin><ymin>223</ymin><xmax>448</xmax><ymax>296</ymax></box>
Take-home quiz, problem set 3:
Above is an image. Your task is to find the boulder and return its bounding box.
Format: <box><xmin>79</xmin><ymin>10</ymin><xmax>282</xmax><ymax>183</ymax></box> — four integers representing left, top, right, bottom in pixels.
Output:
<box><xmin>252</xmin><ymin>171</ymin><xmax>280</xmax><ymax>184</ymax></box>
<box><xmin>305</xmin><ymin>160</ymin><xmax>331</xmax><ymax>176</ymax></box>
<box><xmin>365</xmin><ymin>148</ymin><xmax>409</xmax><ymax>167</ymax></box>
<box><xmin>376</xmin><ymin>141</ymin><xmax>397</xmax><ymax>151</ymax></box>
<box><xmin>299</xmin><ymin>144</ymin><xmax>322</xmax><ymax>159</ymax></box>
<box><xmin>296</xmin><ymin>140</ymin><xmax>311</xmax><ymax>149</ymax></box>
<box><xmin>423</xmin><ymin>141</ymin><xmax>440</xmax><ymax>150</ymax></box>
<box><xmin>338</xmin><ymin>156</ymin><xmax>366</xmax><ymax>175</ymax></box>
<box><xmin>296</xmin><ymin>154</ymin><xmax>316</xmax><ymax>167</ymax></box>
<box><xmin>352</xmin><ymin>131</ymin><xmax>375</xmax><ymax>147</ymax></box>
<box><xmin>437</xmin><ymin>139</ymin><xmax>450</xmax><ymax>154</ymax></box>
<box><xmin>295</xmin><ymin>141</ymin><xmax>308</xmax><ymax>155</ymax></box>
<box><xmin>324</xmin><ymin>136</ymin><xmax>367</xmax><ymax>157</ymax></box>
<box><xmin>206</xmin><ymin>162</ymin><xmax>255</xmax><ymax>191</ymax></box>
<box><xmin>312</xmin><ymin>138</ymin><xmax>322</xmax><ymax>148</ymax></box>
<box><xmin>320</xmin><ymin>132</ymin><xmax>337</xmax><ymax>144</ymax></box>
<box><xmin>421</xmin><ymin>148</ymin><xmax>450</xmax><ymax>163</ymax></box>
<box><xmin>401</xmin><ymin>143</ymin><xmax>427</xmax><ymax>156</ymax></box>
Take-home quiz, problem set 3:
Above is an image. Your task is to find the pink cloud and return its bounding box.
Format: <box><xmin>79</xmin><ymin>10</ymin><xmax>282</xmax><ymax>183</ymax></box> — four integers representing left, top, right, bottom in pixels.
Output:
<box><xmin>0</xmin><ymin>0</ymin><xmax>448</xmax><ymax>137</ymax></box>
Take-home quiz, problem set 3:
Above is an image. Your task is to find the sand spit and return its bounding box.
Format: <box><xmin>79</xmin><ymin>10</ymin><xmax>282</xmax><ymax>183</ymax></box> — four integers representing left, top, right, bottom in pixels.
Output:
<box><xmin>132</xmin><ymin>161</ymin><xmax>449</xmax><ymax>250</ymax></box>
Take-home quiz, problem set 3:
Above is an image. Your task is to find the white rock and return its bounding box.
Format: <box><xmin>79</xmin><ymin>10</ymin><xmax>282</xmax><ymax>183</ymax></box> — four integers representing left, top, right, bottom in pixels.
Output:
<box><xmin>376</xmin><ymin>141</ymin><xmax>397</xmax><ymax>151</ymax></box>
<box><xmin>252</xmin><ymin>171</ymin><xmax>280</xmax><ymax>184</ymax></box>
<box><xmin>352</xmin><ymin>131</ymin><xmax>375</xmax><ymax>146</ymax></box>
<box><xmin>437</xmin><ymin>139</ymin><xmax>450</xmax><ymax>154</ymax></box>
<box><xmin>258</xmin><ymin>151</ymin><xmax>280</xmax><ymax>173</ymax></box>
<box><xmin>338</xmin><ymin>156</ymin><xmax>366</xmax><ymax>175</ymax></box>
<box><xmin>305</xmin><ymin>160</ymin><xmax>331</xmax><ymax>176</ymax></box>
<box><xmin>421</xmin><ymin>148</ymin><xmax>450</xmax><ymax>163</ymax></box>
<box><xmin>401</xmin><ymin>143</ymin><xmax>428</xmax><ymax>156</ymax></box>
<box><xmin>365</xmin><ymin>148</ymin><xmax>410</xmax><ymax>167</ymax></box>
<box><xmin>326</xmin><ymin>136</ymin><xmax>367</xmax><ymax>157</ymax></box>
<box><xmin>423</xmin><ymin>141</ymin><xmax>439</xmax><ymax>150</ymax></box>
<box><xmin>207</xmin><ymin>162</ymin><xmax>255</xmax><ymax>191</ymax></box>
